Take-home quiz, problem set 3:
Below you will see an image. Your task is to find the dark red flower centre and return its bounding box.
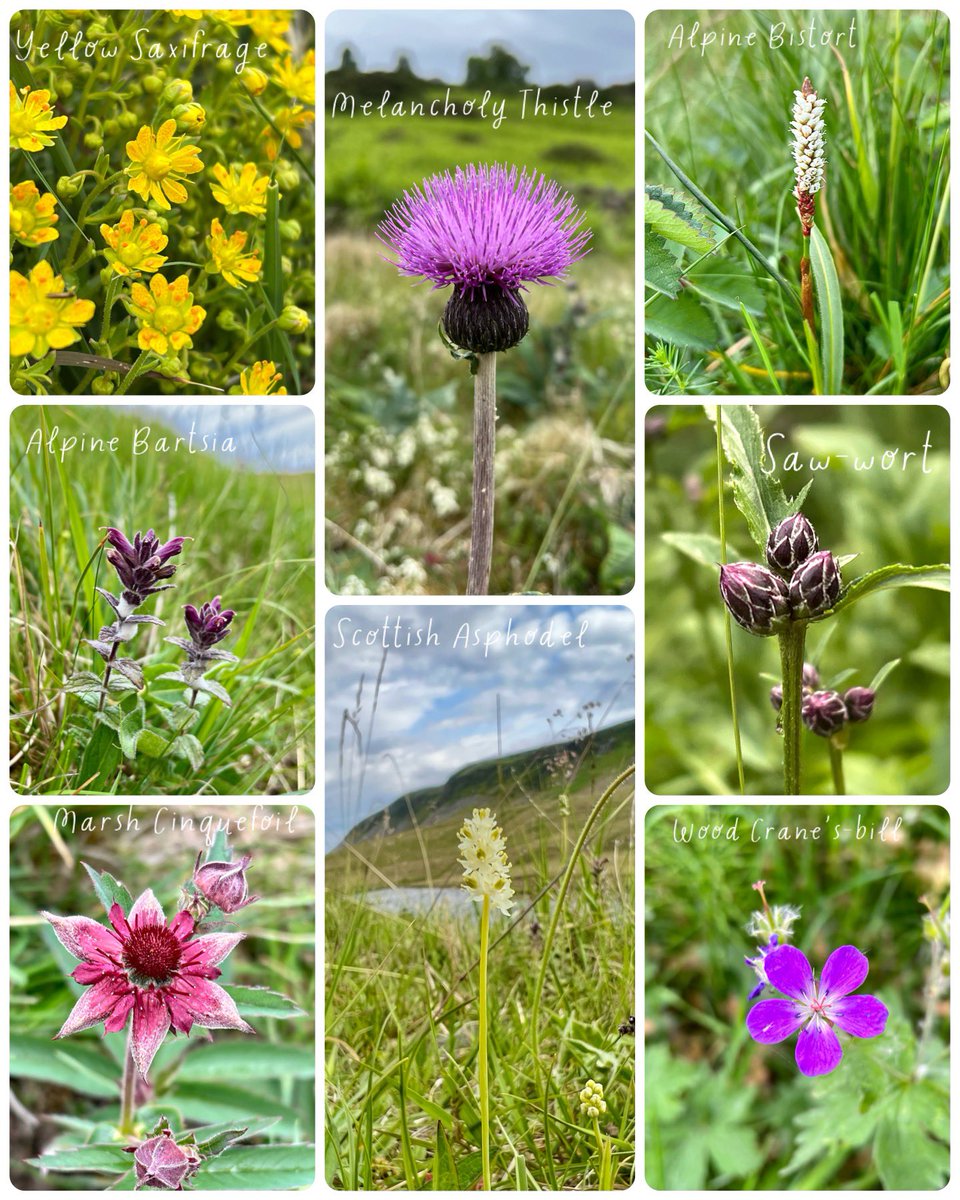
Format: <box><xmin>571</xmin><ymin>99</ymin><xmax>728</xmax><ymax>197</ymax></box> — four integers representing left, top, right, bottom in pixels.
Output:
<box><xmin>122</xmin><ymin>923</ymin><xmax>183</xmax><ymax>983</ymax></box>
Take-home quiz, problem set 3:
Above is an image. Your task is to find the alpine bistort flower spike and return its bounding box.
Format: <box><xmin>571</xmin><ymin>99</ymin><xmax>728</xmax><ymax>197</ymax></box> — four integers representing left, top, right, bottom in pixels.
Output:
<box><xmin>161</xmin><ymin>595</ymin><xmax>239</xmax><ymax>708</ymax></box>
<box><xmin>746</xmin><ymin>943</ymin><xmax>887</xmax><ymax>1076</ymax></box>
<box><xmin>790</xmin><ymin>77</ymin><xmax>826</xmax><ymax>330</ymax></box>
<box><xmin>378</xmin><ymin>163</ymin><xmax>591</xmax><ymax>594</ymax></box>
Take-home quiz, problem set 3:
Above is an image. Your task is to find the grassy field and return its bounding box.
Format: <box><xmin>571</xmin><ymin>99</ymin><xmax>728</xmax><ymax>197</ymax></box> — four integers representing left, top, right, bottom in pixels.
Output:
<box><xmin>10</xmin><ymin>406</ymin><xmax>315</xmax><ymax>794</ymax></box>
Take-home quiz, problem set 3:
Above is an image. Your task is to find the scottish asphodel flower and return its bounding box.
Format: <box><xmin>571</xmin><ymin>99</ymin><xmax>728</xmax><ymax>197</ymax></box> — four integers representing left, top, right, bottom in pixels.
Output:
<box><xmin>789</xmin><ymin>550</ymin><xmax>841</xmax><ymax>618</ymax></box>
<box><xmin>377</xmin><ymin>163</ymin><xmax>591</xmax><ymax>353</ymax></box>
<box><xmin>718</xmin><ymin>562</ymin><xmax>792</xmax><ymax>636</ymax></box>
<box><xmin>42</xmin><ymin>888</ymin><xmax>254</xmax><ymax>1079</ymax></box>
<box><xmin>458</xmin><ymin>807</ymin><xmax>515</xmax><ymax>915</ymax></box>
<box><xmin>125</xmin><ymin>1126</ymin><xmax>201</xmax><ymax>1190</ymax></box>
<box><xmin>791</xmin><ymin>78</ymin><xmax>827</xmax><ymax>236</ymax></box>
<box><xmin>766</xmin><ymin>512</ymin><xmax>819</xmax><ymax>574</ymax></box>
<box><xmin>802</xmin><ymin>689</ymin><xmax>848</xmax><ymax>737</ymax></box>
<box><xmin>746</xmin><ymin>944</ymin><xmax>887</xmax><ymax>1076</ymax></box>
<box><xmin>844</xmin><ymin>686</ymin><xmax>876</xmax><ymax>723</ymax></box>
<box><xmin>193</xmin><ymin>852</ymin><xmax>259</xmax><ymax>914</ymax></box>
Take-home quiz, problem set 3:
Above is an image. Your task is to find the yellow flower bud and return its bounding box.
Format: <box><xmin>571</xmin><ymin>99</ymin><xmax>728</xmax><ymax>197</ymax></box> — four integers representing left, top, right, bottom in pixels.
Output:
<box><xmin>173</xmin><ymin>102</ymin><xmax>206</xmax><ymax>133</ymax></box>
<box><xmin>162</xmin><ymin>79</ymin><xmax>193</xmax><ymax>105</ymax></box>
<box><xmin>242</xmin><ymin>67</ymin><xmax>269</xmax><ymax>96</ymax></box>
<box><xmin>278</xmin><ymin>304</ymin><xmax>309</xmax><ymax>333</ymax></box>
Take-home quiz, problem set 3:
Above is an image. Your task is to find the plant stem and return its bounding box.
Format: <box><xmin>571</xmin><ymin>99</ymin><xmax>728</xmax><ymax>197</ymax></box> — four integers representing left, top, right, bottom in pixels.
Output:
<box><xmin>467</xmin><ymin>352</ymin><xmax>497</xmax><ymax>595</ymax></box>
<box><xmin>98</xmin><ymin>642</ymin><xmax>119</xmax><ymax>712</ymax></box>
<box><xmin>99</xmin><ymin>273</ymin><xmax>122</xmax><ymax>351</ymax></box>
<box><xmin>119</xmin><ymin>1028</ymin><xmax>136</xmax><ymax>1135</ymax></box>
<box><xmin>189</xmin><ymin>688</ymin><xmax>198</xmax><ymax>709</ymax></box>
<box><xmin>478</xmin><ymin>893</ymin><xmax>491</xmax><ymax>1190</ymax></box>
<box><xmin>778</xmin><ymin>622</ymin><xmax>807</xmax><ymax>794</ymax></box>
<box><xmin>117</xmin><ymin>349</ymin><xmax>157</xmax><ymax>396</ymax></box>
<box><xmin>716</xmin><ymin>412</ymin><xmax>745</xmax><ymax>793</ymax></box>
<box><xmin>801</xmin><ymin>252</ymin><xmax>815</xmax><ymax>332</ymax></box>
<box><xmin>828</xmin><ymin>740</ymin><xmax>846</xmax><ymax>794</ymax></box>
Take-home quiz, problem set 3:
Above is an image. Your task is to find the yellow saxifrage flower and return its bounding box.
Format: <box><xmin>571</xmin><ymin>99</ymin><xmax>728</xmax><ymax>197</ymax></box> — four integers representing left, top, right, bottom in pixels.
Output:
<box><xmin>10</xmin><ymin>82</ymin><xmax>68</xmax><ymax>152</ymax></box>
<box><xmin>241</xmin><ymin>67</ymin><xmax>269</xmax><ymax>96</ymax></box>
<box><xmin>209</xmin><ymin>162</ymin><xmax>270</xmax><ymax>217</ymax></box>
<box><xmin>262</xmin><ymin>105</ymin><xmax>314</xmax><ymax>161</ymax></box>
<box><xmin>127</xmin><ymin>273</ymin><xmax>205</xmax><ymax>354</ymax></box>
<box><xmin>10</xmin><ymin>181</ymin><xmax>59</xmax><ymax>246</ymax></box>
<box><xmin>458</xmin><ymin>807</ymin><xmax>515</xmax><ymax>915</ymax></box>
<box><xmin>273</xmin><ymin>49</ymin><xmax>315</xmax><ymax>105</ymax></box>
<box><xmin>238</xmin><ymin>360</ymin><xmax>288</xmax><ymax>395</ymax></box>
<box><xmin>100</xmin><ymin>210</ymin><xmax>169</xmax><ymax>277</ymax></box>
<box><xmin>11</xmin><ymin>261</ymin><xmax>95</xmax><ymax>358</ymax></box>
<box><xmin>247</xmin><ymin>10</ymin><xmax>291</xmax><ymax>52</ymax></box>
<box><xmin>125</xmin><ymin>120</ymin><xmax>203</xmax><ymax>211</ymax></box>
<box><xmin>207</xmin><ymin>218</ymin><xmax>262</xmax><ymax>288</ymax></box>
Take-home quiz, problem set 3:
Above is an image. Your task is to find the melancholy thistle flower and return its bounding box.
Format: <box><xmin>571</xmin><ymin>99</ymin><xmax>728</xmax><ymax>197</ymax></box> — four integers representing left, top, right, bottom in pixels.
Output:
<box><xmin>579</xmin><ymin>1079</ymin><xmax>607</xmax><ymax>1119</ymax></box>
<box><xmin>125</xmin><ymin>119</ymin><xmax>203</xmax><ymax>211</ymax></box>
<box><xmin>377</xmin><ymin>162</ymin><xmax>590</xmax><ymax>355</ymax></box>
<box><xmin>127</xmin><ymin>273</ymin><xmax>206</xmax><ymax>355</ymax></box>
<box><xmin>10</xmin><ymin>260</ymin><xmax>95</xmax><ymax>358</ymax></box>
<box><xmin>273</xmin><ymin>49</ymin><xmax>316</xmax><ymax>105</ymax></box>
<box><xmin>206</xmin><ymin>218</ymin><xmax>262</xmax><ymax>289</ymax></box>
<box><xmin>261</xmin><ymin>105</ymin><xmax>315</xmax><ymax>161</ymax></box>
<box><xmin>746</xmin><ymin>943</ymin><xmax>887</xmax><ymax>1076</ymax></box>
<box><xmin>161</xmin><ymin>595</ymin><xmax>240</xmax><ymax>708</ymax></box>
<box><xmin>10</xmin><ymin>180</ymin><xmax>59</xmax><ymax>246</ymax></box>
<box><xmin>235</xmin><ymin>359</ymin><xmax>288</xmax><ymax>395</ymax></box>
<box><xmin>193</xmin><ymin>852</ymin><xmax>259</xmax><ymax>914</ymax></box>
<box><xmin>10</xmin><ymin>82</ymin><xmax>67</xmax><ymax>151</ymax></box>
<box><xmin>458</xmin><ymin>807</ymin><xmax>515</xmax><ymax>915</ymax></box>
<box><xmin>791</xmin><ymin>78</ymin><xmax>827</xmax><ymax>236</ymax></box>
<box><xmin>100</xmin><ymin>210</ymin><xmax>169</xmax><ymax>278</ymax></box>
<box><xmin>42</xmin><ymin>888</ymin><xmax>253</xmax><ymax>1080</ymax></box>
<box><xmin>209</xmin><ymin>162</ymin><xmax>270</xmax><ymax>217</ymax></box>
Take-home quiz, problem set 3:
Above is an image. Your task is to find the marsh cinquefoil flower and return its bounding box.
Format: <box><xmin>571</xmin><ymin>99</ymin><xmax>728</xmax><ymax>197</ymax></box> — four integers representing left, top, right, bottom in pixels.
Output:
<box><xmin>42</xmin><ymin>888</ymin><xmax>253</xmax><ymax>1079</ymax></box>
<box><xmin>746</xmin><ymin>944</ymin><xmax>887</xmax><ymax>1076</ymax></box>
<box><xmin>458</xmin><ymin>807</ymin><xmax>515</xmax><ymax>914</ymax></box>
<box><xmin>377</xmin><ymin>163</ymin><xmax>591</xmax><ymax>353</ymax></box>
<box><xmin>125</xmin><ymin>1126</ymin><xmax>201</xmax><ymax>1190</ymax></box>
<box><xmin>193</xmin><ymin>852</ymin><xmax>259</xmax><ymax>914</ymax></box>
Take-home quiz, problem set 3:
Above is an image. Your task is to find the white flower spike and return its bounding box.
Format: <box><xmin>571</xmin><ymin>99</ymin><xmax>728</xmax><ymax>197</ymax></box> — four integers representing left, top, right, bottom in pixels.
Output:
<box><xmin>458</xmin><ymin>807</ymin><xmax>515</xmax><ymax>916</ymax></box>
<box><xmin>791</xmin><ymin>77</ymin><xmax>826</xmax><ymax>236</ymax></box>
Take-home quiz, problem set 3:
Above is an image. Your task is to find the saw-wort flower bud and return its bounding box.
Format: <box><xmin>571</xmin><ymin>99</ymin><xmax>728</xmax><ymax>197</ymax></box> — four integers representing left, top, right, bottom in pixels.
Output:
<box><xmin>718</xmin><ymin>562</ymin><xmax>792</xmax><ymax>636</ymax></box>
<box><xmin>789</xmin><ymin>550</ymin><xmax>841</xmax><ymax>619</ymax></box>
<box><xmin>193</xmin><ymin>852</ymin><xmax>259</xmax><ymax>913</ymax></box>
<box><xmin>803</xmin><ymin>662</ymin><xmax>820</xmax><ymax>690</ymax></box>
<box><xmin>844</xmin><ymin>686</ymin><xmax>876</xmax><ymax>724</ymax></box>
<box><xmin>802</xmin><ymin>689</ymin><xmax>848</xmax><ymax>737</ymax></box>
<box><xmin>766</xmin><ymin>512</ymin><xmax>819</xmax><ymax>574</ymax></box>
<box><xmin>770</xmin><ymin>684</ymin><xmax>783</xmax><ymax>712</ymax></box>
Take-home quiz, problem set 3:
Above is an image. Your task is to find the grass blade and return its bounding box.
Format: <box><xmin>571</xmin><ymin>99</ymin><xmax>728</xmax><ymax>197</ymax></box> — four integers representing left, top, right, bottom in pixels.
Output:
<box><xmin>808</xmin><ymin>225</ymin><xmax>844</xmax><ymax>394</ymax></box>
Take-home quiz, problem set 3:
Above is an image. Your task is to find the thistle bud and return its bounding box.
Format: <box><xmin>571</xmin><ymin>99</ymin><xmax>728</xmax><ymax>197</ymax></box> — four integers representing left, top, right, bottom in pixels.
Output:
<box><xmin>789</xmin><ymin>550</ymin><xmax>841</xmax><ymax>618</ymax></box>
<box><xmin>802</xmin><ymin>690</ymin><xmax>848</xmax><ymax>737</ymax></box>
<box><xmin>193</xmin><ymin>852</ymin><xmax>258</xmax><ymax>913</ymax></box>
<box><xmin>844</xmin><ymin>686</ymin><xmax>876</xmax><ymax>723</ymax></box>
<box><xmin>443</xmin><ymin>286</ymin><xmax>529</xmax><ymax>353</ymax></box>
<box><xmin>770</xmin><ymin>685</ymin><xmax>783</xmax><ymax>712</ymax></box>
<box><xmin>765</xmin><ymin>512</ymin><xmax>819</xmax><ymax>573</ymax></box>
<box><xmin>718</xmin><ymin>562</ymin><xmax>792</xmax><ymax>637</ymax></box>
<box><xmin>802</xmin><ymin>662</ymin><xmax>820</xmax><ymax>689</ymax></box>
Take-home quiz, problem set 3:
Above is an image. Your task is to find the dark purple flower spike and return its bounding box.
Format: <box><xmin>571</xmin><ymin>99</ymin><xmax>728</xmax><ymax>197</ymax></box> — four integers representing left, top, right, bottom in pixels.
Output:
<box><xmin>162</xmin><ymin>596</ymin><xmax>240</xmax><ymax>708</ymax></box>
<box><xmin>746</xmin><ymin>943</ymin><xmax>887</xmax><ymax>1076</ymax></box>
<box><xmin>104</xmin><ymin>527</ymin><xmax>187</xmax><ymax>607</ymax></box>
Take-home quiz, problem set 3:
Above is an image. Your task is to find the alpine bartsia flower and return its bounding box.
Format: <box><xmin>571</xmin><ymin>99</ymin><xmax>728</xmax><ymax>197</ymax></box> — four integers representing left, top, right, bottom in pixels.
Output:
<box><xmin>42</xmin><ymin>888</ymin><xmax>253</xmax><ymax>1079</ymax></box>
<box><xmin>458</xmin><ymin>807</ymin><xmax>515</xmax><ymax>915</ymax></box>
<box><xmin>746</xmin><ymin>943</ymin><xmax>887</xmax><ymax>1076</ymax></box>
<box><xmin>802</xmin><ymin>689</ymin><xmax>848</xmax><ymax>737</ymax></box>
<box><xmin>844</xmin><ymin>686</ymin><xmax>876</xmax><ymax>723</ymax></box>
<box><xmin>162</xmin><ymin>596</ymin><xmax>240</xmax><ymax>705</ymax></box>
<box><xmin>766</xmin><ymin>512</ymin><xmax>819</xmax><ymax>574</ymax></box>
<box><xmin>791</xmin><ymin>77</ymin><xmax>826</xmax><ymax>235</ymax></box>
<box><xmin>193</xmin><ymin>852</ymin><xmax>259</xmax><ymax>913</ymax></box>
<box><xmin>718</xmin><ymin>562</ymin><xmax>792</xmax><ymax>636</ymax></box>
<box><xmin>789</xmin><ymin>550</ymin><xmax>841</xmax><ymax>618</ymax></box>
<box><xmin>125</xmin><ymin>1127</ymin><xmax>201</xmax><ymax>1190</ymax></box>
<box><xmin>377</xmin><ymin>163</ymin><xmax>591</xmax><ymax>353</ymax></box>
<box><xmin>104</xmin><ymin>527</ymin><xmax>186</xmax><ymax>608</ymax></box>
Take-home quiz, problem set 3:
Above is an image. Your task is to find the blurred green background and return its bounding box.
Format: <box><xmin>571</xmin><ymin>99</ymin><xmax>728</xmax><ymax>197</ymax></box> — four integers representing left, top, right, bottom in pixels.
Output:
<box><xmin>646</xmin><ymin>803</ymin><xmax>949</xmax><ymax>1190</ymax></box>
<box><xmin>645</xmin><ymin>405</ymin><xmax>949</xmax><ymax>794</ymax></box>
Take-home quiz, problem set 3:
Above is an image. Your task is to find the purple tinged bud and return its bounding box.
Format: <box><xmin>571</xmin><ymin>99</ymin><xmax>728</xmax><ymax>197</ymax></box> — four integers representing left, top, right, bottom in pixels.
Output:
<box><xmin>789</xmin><ymin>550</ymin><xmax>841</xmax><ymax>618</ymax></box>
<box><xmin>193</xmin><ymin>852</ymin><xmax>259</xmax><ymax>913</ymax></box>
<box><xmin>184</xmin><ymin>595</ymin><xmax>236</xmax><ymax>650</ymax></box>
<box><xmin>802</xmin><ymin>690</ymin><xmax>849</xmax><ymax>737</ymax></box>
<box><xmin>718</xmin><ymin>562</ymin><xmax>792</xmax><ymax>636</ymax></box>
<box><xmin>844</xmin><ymin>686</ymin><xmax>876</xmax><ymax>723</ymax></box>
<box><xmin>766</xmin><ymin>512</ymin><xmax>819</xmax><ymax>573</ymax></box>
<box><xmin>125</xmin><ymin>1129</ymin><xmax>201</xmax><ymax>1190</ymax></box>
<box><xmin>802</xmin><ymin>662</ymin><xmax>820</xmax><ymax>689</ymax></box>
<box><xmin>770</xmin><ymin>685</ymin><xmax>783</xmax><ymax>712</ymax></box>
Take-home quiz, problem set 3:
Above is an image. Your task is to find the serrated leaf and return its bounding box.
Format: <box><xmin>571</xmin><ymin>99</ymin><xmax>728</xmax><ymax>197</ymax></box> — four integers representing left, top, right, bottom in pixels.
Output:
<box><xmin>193</xmin><ymin>1128</ymin><xmax>248</xmax><ymax>1159</ymax></box>
<box><xmin>135</xmin><ymin>729</ymin><xmax>171</xmax><ymax>757</ymax></box>
<box><xmin>645</xmin><ymin>195</ymin><xmax>715</xmax><ymax>253</ymax></box>
<box><xmin>645</xmin><ymin>183</ymin><xmax>715</xmax><ymax>247</ymax></box>
<box><xmin>825</xmin><ymin>564</ymin><xmax>950</xmax><ymax>619</ymax></box>
<box><xmin>63</xmin><ymin>671</ymin><xmax>103</xmax><ymax>694</ymax></box>
<box><xmin>645</xmin><ymin>229</ymin><xmax>682</xmax><ymax>298</ymax></box>
<box><xmin>171</xmin><ymin>733</ymin><xmax>205</xmax><ymax>771</ymax></box>
<box><xmin>874</xmin><ymin>1098</ymin><xmax>948</xmax><ymax>1189</ymax></box>
<box><xmin>189</xmin><ymin>676</ymin><xmax>233</xmax><ymax>705</ymax></box>
<box><xmin>113</xmin><ymin>658</ymin><xmax>144</xmax><ymax>689</ymax></box>
<box><xmin>178</xmin><ymin>1042</ymin><xmax>314</xmax><ymax>1081</ymax></box>
<box><xmin>82</xmin><ymin>861</ymin><xmax>133</xmax><ymax>915</ymax></box>
<box><xmin>165</xmin><ymin>702</ymin><xmax>202</xmax><ymax>731</ymax></box>
<box><xmin>12</xmin><ymin>1036</ymin><xmax>117</xmax><ymax>1098</ymax></box>
<box><xmin>26</xmin><ymin>1145</ymin><xmax>133</xmax><ymax>1172</ymax></box>
<box><xmin>118</xmin><ymin>711</ymin><xmax>143</xmax><ymax>759</ymax></box>
<box><xmin>194</xmin><ymin>1144</ymin><xmax>314</xmax><ymax>1190</ymax></box>
<box><xmin>645</xmin><ymin>291</ymin><xmax>717</xmax><ymax>351</ymax></box>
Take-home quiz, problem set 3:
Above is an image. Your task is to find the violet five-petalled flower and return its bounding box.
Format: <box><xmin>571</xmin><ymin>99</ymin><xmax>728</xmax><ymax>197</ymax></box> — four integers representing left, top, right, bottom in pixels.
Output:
<box><xmin>377</xmin><ymin>162</ymin><xmax>591</xmax><ymax>353</ymax></box>
<box><xmin>42</xmin><ymin>888</ymin><xmax>253</xmax><ymax>1079</ymax></box>
<box><xmin>746</xmin><ymin>943</ymin><xmax>887</xmax><ymax>1076</ymax></box>
<box><xmin>105</xmin><ymin>527</ymin><xmax>186</xmax><ymax>607</ymax></box>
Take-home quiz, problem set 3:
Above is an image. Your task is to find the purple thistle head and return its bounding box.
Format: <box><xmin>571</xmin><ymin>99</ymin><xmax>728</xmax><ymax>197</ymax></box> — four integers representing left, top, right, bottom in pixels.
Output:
<box><xmin>183</xmin><ymin>596</ymin><xmax>235</xmax><ymax>651</ymax></box>
<box><xmin>377</xmin><ymin>162</ymin><xmax>591</xmax><ymax>353</ymax></box>
<box><xmin>802</xmin><ymin>689</ymin><xmax>848</xmax><ymax>737</ymax></box>
<box><xmin>104</xmin><ymin>527</ymin><xmax>186</xmax><ymax>606</ymax></box>
<box><xmin>844</xmin><ymin>686</ymin><xmax>876</xmax><ymax>723</ymax></box>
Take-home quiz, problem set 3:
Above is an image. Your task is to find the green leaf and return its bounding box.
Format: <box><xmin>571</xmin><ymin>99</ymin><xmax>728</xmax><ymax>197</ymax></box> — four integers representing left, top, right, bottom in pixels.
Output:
<box><xmin>869</xmin><ymin>658</ymin><xmax>901</xmax><ymax>692</ymax></box>
<box><xmin>221</xmin><ymin>984</ymin><xmax>306</xmax><ymax>1018</ymax></box>
<box><xmin>82</xmin><ymin>862</ymin><xmax>133</xmax><ymax>916</ymax></box>
<box><xmin>705</xmin><ymin>1124</ymin><xmax>761</xmax><ymax>1176</ymax></box>
<box><xmin>135</xmin><ymin>728</ymin><xmax>172</xmax><ymax>757</ymax></box>
<box><xmin>206</xmin><ymin>827</ymin><xmax>231</xmax><ymax>863</ymax></box>
<box><xmin>77</xmin><ymin>720</ymin><xmax>121</xmax><ymax>787</ymax></box>
<box><xmin>826</xmin><ymin>563</ymin><xmax>950</xmax><ymax>618</ymax></box>
<box><xmin>193</xmin><ymin>1128</ymin><xmax>248</xmax><ymax>1159</ymax></box>
<box><xmin>194</xmin><ymin>1144</ymin><xmax>315</xmax><ymax>1190</ymax></box>
<box><xmin>874</xmin><ymin>1097</ymin><xmax>948</xmax><ymax>1189</ymax></box>
<box><xmin>11</xmin><ymin>1036</ymin><xmax>117</xmax><ymax>1098</ymax></box>
<box><xmin>687</xmin><ymin>264</ymin><xmax>766</xmax><ymax>316</ymax></box>
<box><xmin>644</xmin><ymin>229</ymin><xmax>682</xmax><ymax>298</ymax></box>
<box><xmin>662</xmin><ymin>530</ymin><xmax>741</xmax><ymax>568</ymax></box>
<box><xmin>118</xmin><ymin>711</ymin><xmax>143</xmax><ymax>760</ymax></box>
<box><xmin>600</xmin><ymin>524</ymin><xmax>635</xmax><ymax>592</ymax></box>
<box><xmin>809</xmin><ymin>225</ymin><xmax>845</xmax><ymax>394</ymax></box>
<box><xmin>645</xmin><ymin>191</ymin><xmax>715</xmax><ymax>254</ymax></box>
<box><xmin>189</xmin><ymin>676</ymin><xmax>233</xmax><ymax>706</ymax></box>
<box><xmin>178</xmin><ymin>1042</ymin><xmax>314</xmax><ymax>1081</ymax></box>
<box><xmin>645</xmin><ymin>291</ymin><xmax>717</xmax><ymax>351</ymax></box>
<box><xmin>166</xmin><ymin>1082</ymin><xmax>302</xmax><ymax>1139</ymax></box>
<box><xmin>406</xmin><ymin>1086</ymin><xmax>453</xmax><ymax>1130</ymax></box>
<box><xmin>432</xmin><ymin>1121</ymin><xmax>459</xmax><ymax>1190</ymax></box>
<box><xmin>26</xmin><ymin>1145</ymin><xmax>133</xmax><ymax>1172</ymax></box>
<box><xmin>171</xmin><ymin>732</ymin><xmax>205</xmax><ymax>771</ymax></box>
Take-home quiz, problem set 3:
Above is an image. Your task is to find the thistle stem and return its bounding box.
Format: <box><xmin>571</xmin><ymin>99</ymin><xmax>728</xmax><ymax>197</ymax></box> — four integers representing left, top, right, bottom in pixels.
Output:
<box><xmin>778</xmin><ymin>622</ymin><xmax>807</xmax><ymax>794</ymax></box>
<box><xmin>478</xmin><ymin>893</ymin><xmax>491</xmax><ymax>1190</ymax></box>
<box><xmin>828</xmin><ymin>740</ymin><xmax>846</xmax><ymax>794</ymax></box>
<box><xmin>467</xmin><ymin>352</ymin><xmax>497</xmax><ymax>595</ymax></box>
<box><xmin>98</xmin><ymin>642</ymin><xmax>119</xmax><ymax>712</ymax></box>
<box><xmin>119</xmin><ymin>1028</ymin><xmax>137</xmax><ymax>1135</ymax></box>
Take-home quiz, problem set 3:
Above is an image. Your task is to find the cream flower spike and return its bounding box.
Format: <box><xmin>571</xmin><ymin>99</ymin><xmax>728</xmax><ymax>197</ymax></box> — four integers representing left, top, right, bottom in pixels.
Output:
<box><xmin>458</xmin><ymin>807</ymin><xmax>515</xmax><ymax>915</ymax></box>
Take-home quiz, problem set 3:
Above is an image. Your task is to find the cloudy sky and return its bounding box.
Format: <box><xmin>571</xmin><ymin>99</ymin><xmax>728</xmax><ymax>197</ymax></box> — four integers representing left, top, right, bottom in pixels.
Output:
<box><xmin>325</xmin><ymin>10</ymin><xmax>636</xmax><ymax>86</ymax></box>
<box><xmin>126</xmin><ymin>406</ymin><xmax>315</xmax><ymax>474</ymax></box>
<box><xmin>325</xmin><ymin>605</ymin><xmax>635</xmax><ymax>848</ymax></box>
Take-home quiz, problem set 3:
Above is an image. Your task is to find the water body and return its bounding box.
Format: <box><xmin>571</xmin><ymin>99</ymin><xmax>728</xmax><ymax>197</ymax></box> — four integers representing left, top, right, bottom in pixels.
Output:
<box><xmin>360</xmin><ymin>886</ymin><xmax>484</xmax><ymax>917</ymax></box>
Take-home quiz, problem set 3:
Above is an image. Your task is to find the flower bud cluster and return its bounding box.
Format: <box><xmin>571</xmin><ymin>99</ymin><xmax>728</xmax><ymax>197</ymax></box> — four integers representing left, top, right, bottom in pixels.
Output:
<box><xmin>719</xmin><ymin>512</ymin><xmax>841</xmax><ymax>636</ymax></box>
<box><xmin>771</xmin><ymin>672</ymin><xmax>877</xmax><ymax>739</ymax></box>
<box><xmin>579</xmin><ymin>1079</ymin><xmax>606</xmax><ymax>1119</ymax></box>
